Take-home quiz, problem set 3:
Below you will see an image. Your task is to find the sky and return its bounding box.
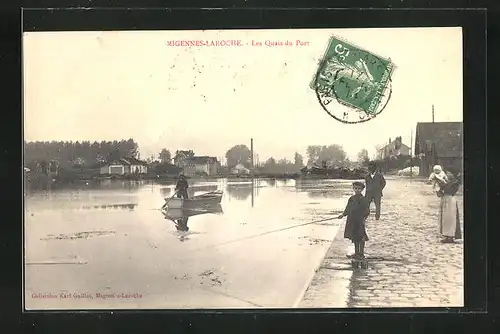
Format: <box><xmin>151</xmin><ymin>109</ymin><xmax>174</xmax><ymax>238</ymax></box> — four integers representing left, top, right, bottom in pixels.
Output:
<box><xmin>23</xmin><ymin>27</ymin><xmax>463</xmax><ymax>162</ymax></box>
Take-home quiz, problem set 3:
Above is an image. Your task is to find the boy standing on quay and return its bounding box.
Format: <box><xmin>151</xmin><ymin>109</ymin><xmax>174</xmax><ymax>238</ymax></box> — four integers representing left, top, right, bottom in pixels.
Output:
<box><xmin>365</xmin><ymin>162</ymin><xmax>386</xmax><ymax>220</ymax></box>
<box><xmin>338</xmin><ymin>182</ymin><xmax>370</xmax><ymax>259</ymax></box>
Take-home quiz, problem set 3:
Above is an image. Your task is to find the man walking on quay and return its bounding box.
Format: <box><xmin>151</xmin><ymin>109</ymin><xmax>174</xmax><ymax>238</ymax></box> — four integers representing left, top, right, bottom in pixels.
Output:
<box><xmin>365</xmin><ymin>162</ymin><xmax>386</xmax><ymax>220</ymax></box>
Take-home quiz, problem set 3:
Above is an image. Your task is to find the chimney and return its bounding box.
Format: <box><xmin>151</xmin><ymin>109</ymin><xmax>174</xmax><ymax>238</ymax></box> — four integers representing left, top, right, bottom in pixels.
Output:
<box><xmin>432</xmin><ymin>104</ymin><xmax>435</xmax><ymax>123</ymax></box>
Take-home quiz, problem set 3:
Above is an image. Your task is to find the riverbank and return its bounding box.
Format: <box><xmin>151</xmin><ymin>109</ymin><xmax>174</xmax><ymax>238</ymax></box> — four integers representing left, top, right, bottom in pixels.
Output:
<box><xmin>299</xmin><ymin>177</ymin><xmax>463</xmax><ymax>308</ymax></box>
<box><xmin>24</xmin><ymin>172</ymin><xmax>428</xmax><ymax>192</ymax></box>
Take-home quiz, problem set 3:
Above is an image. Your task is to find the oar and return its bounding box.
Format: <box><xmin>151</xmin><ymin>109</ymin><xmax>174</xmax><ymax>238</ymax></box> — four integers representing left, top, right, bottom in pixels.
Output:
<box><xmin>161</xmin><ymin>190</ymin><xmax>178</xmax><ymax>210</ymax></box>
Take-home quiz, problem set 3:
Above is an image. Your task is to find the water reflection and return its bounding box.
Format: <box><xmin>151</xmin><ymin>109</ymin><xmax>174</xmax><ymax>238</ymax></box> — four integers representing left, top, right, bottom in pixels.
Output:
<box><xmin>81</xmin><ymin>180</ymin><xmax>147</xmax><ymax>190</ymax></box>
<box><xmin>189</xmin><ymin>185</ymin><xmax>219</xmax><ymax>193</ymax></box>
<box><xmin>160</xmin><ymin>187</ymin><xmax>172</xmax><ymax>197</ymax></box>
<box><xmin>162</xmin><ymin>204</ymin><xmax>223</xmax><ymax>242</ymax></box>
<box><xmin>25</xmin><ymin>179</ymin><xmax>148</xmax><ymax>193</ymax></box>
<box><xmin>306</xmin><ymin>190</ymin><xmax>352</xmax><ymax>198</ymax></box>
<box><xmin>225</xmin><ymin>179</ymin><xmax>262</xmax><ymax>206</ymax></box>
<box><xmin>266</xmin><ymin>179</ymin><xmax>277</xmax><ymax>187</ymax></box>
<box><xmin>80</xmin><ymin>203</ymin><xmax>137</xmax><ymax>210</ymax></box>
<box><xmin>226</xmin><ymin>184</ymin><xmax>253</xmax><ymax>200</ymax></box>
<box><xmin>162</xmin><ymin>204</ymin><xmax>223</xmax><ymax>220</ymax></box>
<box><xmin>295</xmin><ymin>179</ymin><xmax>356</xmax><ymax>198</ymax></box>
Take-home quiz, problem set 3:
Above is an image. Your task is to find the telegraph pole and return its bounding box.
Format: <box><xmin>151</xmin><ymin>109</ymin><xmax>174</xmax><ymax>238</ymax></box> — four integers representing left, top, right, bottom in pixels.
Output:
<box><xmin>250</xmin><ymin>138</ymin><xmax>254</xmax><ymax>176</ymax></box>
<box><xmin>410</xmin><ymin>128</ymin><xmax>413</xmax><ymax>181</ymax></box>
<box><xmin>250</xmin><ymin>138</ymin><xmax>255</xmax><ymax>208</ymax></box>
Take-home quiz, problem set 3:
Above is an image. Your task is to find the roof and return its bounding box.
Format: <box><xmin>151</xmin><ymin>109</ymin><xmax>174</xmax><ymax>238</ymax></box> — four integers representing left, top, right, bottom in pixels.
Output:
<box><xmin>103</xmin><ymin>157</ymin><xmax>148</xmax><ymax>166</ymax></box>
<box><xmin>124</xmin><ymin>157</ymin><xmax>148</xmax><ymax>166</ymax></box>
<box><xmin>415</xmin><ymin>122</ymin><xmax>462</xmax><ymax>158</ymax></box>
<box><xmin>379</xmin><ymin>141</ymin><xmax>410</xmax><ymax>152</ymax></box>
<box><xmin>174</xmin><ymin>150</ymin><xmax>195</xmax><ymax>159</ymax></box>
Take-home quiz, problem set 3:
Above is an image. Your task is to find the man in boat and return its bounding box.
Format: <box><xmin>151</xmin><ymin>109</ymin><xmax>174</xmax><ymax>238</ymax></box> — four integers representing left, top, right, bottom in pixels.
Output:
<box><xmin>175</xmin><ymin>172</ymin><xmax>189</xmax><ymax>199</ymax></box>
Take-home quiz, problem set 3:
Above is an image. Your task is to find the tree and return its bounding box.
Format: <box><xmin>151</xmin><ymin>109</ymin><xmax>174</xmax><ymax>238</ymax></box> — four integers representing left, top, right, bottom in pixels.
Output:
<box><xmin>263</xmin><ymin>157</ymin><xmax>277</xmax><ymax>173</ymax></box>
<box><xmin>158</xmin><ymin>149</ymin><xmax>171</xmax><ymax>164</ymax></box>
<box><xmin>294</xmin><ymin>152</ymin><xmax>304</xmax><ymax>168</ymax></box>
<box><xmin>126</xmin><ymin>138</ymin><xmax>139</xmax><ymax>158</ymax></box>
<box><xmin>107</xmin><ymin>149</ymin><xmax>121</xmax><ymax>162</ymax></box>
<box><xmin>374</xmin><ymin>144</ymin><xmax>382</xmax><ymax>160</ymax></box>
<box><xmin>357</xmin><ymin>148</ymin><xmax>370</xmax><ymax>164</ymax></box>
<box><xmin>225</xmin><ymin>145</ymin><xmax>252</xmax><ymax>168</ymax></box>
<box><xmin>23</xmin><ymin>139</ymin><xmax>141</xmax><ymax>169</ymax></box>
<box><xmin>306</xmin><ymin>145</ymin><xmax>347</xmax><ymax>166</ymax></box>
<box><xmin>306</xmin><ymin>146</ymin><xmax>321</xmax><ymax>164</ymax></box>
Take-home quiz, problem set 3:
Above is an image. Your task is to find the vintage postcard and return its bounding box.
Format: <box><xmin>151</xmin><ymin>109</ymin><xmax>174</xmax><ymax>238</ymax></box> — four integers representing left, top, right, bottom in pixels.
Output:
<box><xmin>23</xmin><ymin>27</ymin><xmax>463</xmax><ymax>310</ymax></box>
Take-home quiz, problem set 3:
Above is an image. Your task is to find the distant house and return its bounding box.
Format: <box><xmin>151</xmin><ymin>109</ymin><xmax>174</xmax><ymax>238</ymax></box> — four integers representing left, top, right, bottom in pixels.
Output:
<box><xmin>231</xmin><ymin>163</ymin><xmax>250</xmax><ymax>175</ymax></box>
<box><xmin>414</xmin><ymin>122</ymin><xmax>462</xmax><ymax>176</ymax></box>
<box><xmin>183</xmin><ymin>156</ymin><xmax>219</xmax><ymax>176</ymax></box>
<box><xmin>377</xmin><ymin>136</ymin><xmax>411</xmax><ymax>160</ymax></box>
<box><xmin>173</xmin><ymin>150</ymin><xmax>195</xmax><ymax>168</ymax></box>
<box><xmin>100</xmin><ymin>157</ymin><xmax>148</xmax><ymax>175</ymax></box>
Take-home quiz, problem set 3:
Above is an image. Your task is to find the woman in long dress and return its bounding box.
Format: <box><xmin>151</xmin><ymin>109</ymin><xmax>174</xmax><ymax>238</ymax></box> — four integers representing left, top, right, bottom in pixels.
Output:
<box><xmin>429</xmin><ymin>165</ymin><xmax>462</xmax><ymax>243</ymax></box>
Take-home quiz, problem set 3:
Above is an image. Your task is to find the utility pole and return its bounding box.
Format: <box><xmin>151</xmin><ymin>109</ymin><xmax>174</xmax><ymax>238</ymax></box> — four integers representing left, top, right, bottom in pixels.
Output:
<box><xmin>410</xmin><ymin>128</ymin><xmax>413</xmax><ymax>181</ymax></box>
<box><xmin>250</xmin><ymin>138</ymin><xmax>254</xmax><ymax>176</ymax></box>
<box><xmin>250</xmin><ymin>138</ymin><xmax>255</xmax><ymax>208</ymax></box>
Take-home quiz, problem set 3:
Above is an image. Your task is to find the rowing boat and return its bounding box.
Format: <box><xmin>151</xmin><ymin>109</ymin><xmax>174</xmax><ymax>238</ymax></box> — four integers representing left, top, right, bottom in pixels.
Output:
<box><xmin>164</xmin><ymin>190</ymin><xmax>223</xmax><ymax>209</ymax></box>
<box><xmin>161</xmin><ymin>204</ymin><xmax>223</xmax><ymax>220</ymax></box>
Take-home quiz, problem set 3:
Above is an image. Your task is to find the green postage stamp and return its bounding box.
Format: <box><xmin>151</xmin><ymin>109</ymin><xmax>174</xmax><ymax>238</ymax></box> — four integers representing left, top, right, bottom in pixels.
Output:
<box><xmin>311</xmin><ymin>35</ymin><xmax>395</xmax><ymax>123</ymax></box>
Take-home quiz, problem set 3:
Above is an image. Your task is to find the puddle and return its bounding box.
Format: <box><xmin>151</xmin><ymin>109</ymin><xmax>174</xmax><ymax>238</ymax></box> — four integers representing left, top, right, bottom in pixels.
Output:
<box><xmin>322</xmin><ymin>262</ymin><xmax>354</xmax><ymax>271</ymax></box>
<box><xmin>41</xmin><ymin>230</ymin><xmax>116</xmax><ymax>240</ymax></box>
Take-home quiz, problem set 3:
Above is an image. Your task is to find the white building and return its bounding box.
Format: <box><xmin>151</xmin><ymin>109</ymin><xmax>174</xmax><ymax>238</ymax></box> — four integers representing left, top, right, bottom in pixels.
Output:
<box><xmin>231</xmin><ymin>163</ymin><xmax>250</xmax><ymax>175</ymax></box>
<box><xmin>183</xmin><ymin>156</ymin><xmax>219</xmax><ymax>176</ymax></box>
<box><xmin>99</xmin><ymin>157</ymin><xmax>148</xmax><ymax>175</ymax></box>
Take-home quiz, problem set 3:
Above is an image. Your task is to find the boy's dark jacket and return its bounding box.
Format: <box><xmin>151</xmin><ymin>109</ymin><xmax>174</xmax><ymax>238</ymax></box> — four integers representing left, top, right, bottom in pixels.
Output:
<box><xmin>365</xmin><ymin>172</ymin><xmax>386</xmax><ymax>197</ymax></box>
<box><xmin>342</xmin><ymin>193</ymin><xmax>370</xmax><ymax>241</ymax></box>
<box><xmin>342</xmin><ymin>194</ymin><xmax>370</xmax><ymax>220</ymax></box>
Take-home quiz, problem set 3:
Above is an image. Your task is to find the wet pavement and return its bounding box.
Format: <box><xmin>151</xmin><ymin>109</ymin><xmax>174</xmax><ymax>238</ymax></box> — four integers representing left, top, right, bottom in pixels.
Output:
<box><xmin>25</xmin><ymin>178</ymin><xmax>356</xmax><ymax>309</ymax></box>
<box><xmin>300</xmin><ymin>177</ymin><xmax>464</xmax><ymax>308</ymax></box>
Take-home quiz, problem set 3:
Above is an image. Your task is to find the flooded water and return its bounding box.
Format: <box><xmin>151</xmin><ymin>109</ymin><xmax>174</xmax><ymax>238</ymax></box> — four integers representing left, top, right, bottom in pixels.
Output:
<box><xmin>25</xmin><ymin>178</ymin><xmax>358</xmax><ymax>309</ymax></box>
